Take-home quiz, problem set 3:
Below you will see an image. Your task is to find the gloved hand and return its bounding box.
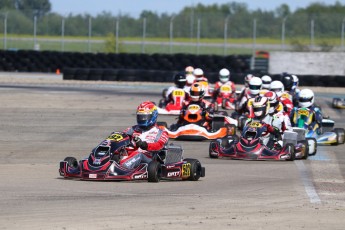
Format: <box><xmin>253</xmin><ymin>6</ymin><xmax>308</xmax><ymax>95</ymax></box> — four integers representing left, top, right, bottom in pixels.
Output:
<box><xmin>133</xmin><ymin>136</ymin><xmax>148</xmax><ymax>150</ymax></box>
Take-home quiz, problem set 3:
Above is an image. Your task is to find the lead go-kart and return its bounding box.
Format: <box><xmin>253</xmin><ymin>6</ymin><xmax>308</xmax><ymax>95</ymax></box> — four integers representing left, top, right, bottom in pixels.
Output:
<box><xmin>332</xmin><ymin>98</ymin><xmax>345</xmax><ymax>109</ymax></box>
<box><xmin>59</xmin><ymin>132</ymin><xmax>205</xmax><ymax>182</ymax></box>
<box><xmin>209</xmin><ymin>121</ymin><xmax>315</xmax><ymax>160</ymax></box>
<box><xmin>158</xmin><ymin>103</ymin><xmax>238</xmax><ymax>141</ymax></box>
<box><xmin>291</xmin><ymin>107</ymin><xmax>345</xmax><ymax>145</ymax></box>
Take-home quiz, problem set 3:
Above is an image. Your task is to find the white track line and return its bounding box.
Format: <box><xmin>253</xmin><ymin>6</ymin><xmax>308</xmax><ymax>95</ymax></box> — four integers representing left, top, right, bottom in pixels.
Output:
<box><xmin>295</xmin><ymin>160</ymin><xmax>321</xmax><ymax>204</ymax></box>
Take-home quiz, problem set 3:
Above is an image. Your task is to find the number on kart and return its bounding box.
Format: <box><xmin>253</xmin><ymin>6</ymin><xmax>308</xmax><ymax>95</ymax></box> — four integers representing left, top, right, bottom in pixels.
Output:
<box><xmin>106</xmin><ymin>133</ymin><xmax>124</xmax><ymax>142</ymax></box>
<box><xmin>182</xmin><ymin>163</ymin><xmax>191</xmax><ymax>177</ymax></box>
<box><xmin>249</xmin><ymin>122</ymin><xmax>262</xmax><ymax>128</ymax></box>
<box><xmin>298</xmin><ymin>109</ymin><xmax>309</xmax><ymax>116</ymax></box>
<box><xmin>188</xmin><ymin>105</ymin><xmax>200</xmax><ymax>111</ymax></box>
<box><xmin>220</xmin><ymin>85</ymin><xmax>231</xmax><ymax>92</ymax></box>
<box><xmin>172</xmin><ymin>90</ymin><xmax>185</xmax><ymax>97</ymax></box>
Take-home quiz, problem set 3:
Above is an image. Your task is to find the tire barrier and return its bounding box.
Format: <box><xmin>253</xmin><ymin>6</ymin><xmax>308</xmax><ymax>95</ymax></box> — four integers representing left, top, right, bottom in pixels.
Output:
<box><xmin>0</xmin><ymin>49</ymin><xmax>344</xmax><ymax>86</ymax></box>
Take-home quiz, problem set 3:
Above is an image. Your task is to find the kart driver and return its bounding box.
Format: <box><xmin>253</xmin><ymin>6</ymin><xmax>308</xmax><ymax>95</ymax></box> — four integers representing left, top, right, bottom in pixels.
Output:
<box><xmin>121</xmin><ymin>101</ymin><xmax>169</xmax><ymax>169</ymax></box>
<box><xmin>173</xmin><ymin>83</ymin><xmax>215</xmax><ymax>130</ymax></box>
<box><xmin>245</xmin><ymin>96</ymin><xmax>283</xmax><ymax>150</ymax></box>
<box><xmin>290</xmin><ymin>88</ymin><xmax>323</xmax><ymax>134</ymax></box>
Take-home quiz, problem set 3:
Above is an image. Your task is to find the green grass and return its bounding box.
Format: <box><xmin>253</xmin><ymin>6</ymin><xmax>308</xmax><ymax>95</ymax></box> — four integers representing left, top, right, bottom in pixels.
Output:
<box><xmin>0</xmin><ymin>34</ymin><xmax>341</xmax><ymax>54</ymax></box>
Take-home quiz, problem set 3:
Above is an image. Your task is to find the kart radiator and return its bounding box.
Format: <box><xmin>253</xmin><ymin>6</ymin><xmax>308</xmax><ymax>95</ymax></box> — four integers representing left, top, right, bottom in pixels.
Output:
<box><xmin>165</xmin><ymin>144</ymin><xmax>183</xmax><ymax>164</ymax></box>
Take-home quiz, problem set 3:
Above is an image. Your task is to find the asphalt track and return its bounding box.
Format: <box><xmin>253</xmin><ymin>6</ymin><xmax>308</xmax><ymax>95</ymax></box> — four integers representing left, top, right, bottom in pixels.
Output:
<box><xmin>0</xmin><ymin>76</ymin><xmax>345</xmax><ymax>230</ymax></box>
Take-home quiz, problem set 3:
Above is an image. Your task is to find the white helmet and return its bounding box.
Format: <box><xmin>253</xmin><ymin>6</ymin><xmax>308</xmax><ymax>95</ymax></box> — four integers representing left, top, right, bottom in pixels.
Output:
<box><xmin>292</xmin><ymin>74</ymin><xmax>299</xmax><ymax>90</ymax></box>
<box><xmin>219</xmin><ymin>68</ymin><xmax>230</xmax><ymax>83</ymax></box>
<box><xmin>185</xmin><ymin>66</ymin><xmax>194</xmax><ymax>75</ymax></box>
<box><xmin>270</xmin><ymin>80</ymin><xmax>284</xmax><ymax>97</ymax></box>
<box><xmin>193</xmin><ymin>68</ymin><xmax>204</xmax><ymax>81</ymax></box>
<box><xmin>252</xmin><ymin>96</ymin><xmax>270</xmax><ymax>119</ymax></box>
<box><xmin>261</xmin><ymin>75</ymin><xmax>272</xmax><ymax>90</ymax></box>
<box><xmin>248</xmin><ymin>77</ymin><xmax>262</xmax><ymax>96</ymax></box>
<box><xmin>298</xmin><ymin>89</ymin><xmax>314</xmax><ymax>108</ymax></box>
<box><xmin>186</xmin><ymin>74</ymin><xmax>195</xmax><ymax>85</ymax></box>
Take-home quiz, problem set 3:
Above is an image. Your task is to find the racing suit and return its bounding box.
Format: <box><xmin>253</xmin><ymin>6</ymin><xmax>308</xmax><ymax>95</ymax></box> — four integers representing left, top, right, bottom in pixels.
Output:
<box><xmin>290</xmin><ymin>105</ymin><xmax>323</xmax><ymax>134</ymax></box>
<box><xmin>212</xmin><ymin>80</ymin><xmax>237</xmax><ymax>106</ymax></box>
<box><xmin>279</xmin><ymin>92</ymin><xmax>294</xmax><ymax>115</ymax></box>
<box><xmin>121</xmin><ymin>124</ymin><xmax>169</xmax><ymax>169</ymax></box>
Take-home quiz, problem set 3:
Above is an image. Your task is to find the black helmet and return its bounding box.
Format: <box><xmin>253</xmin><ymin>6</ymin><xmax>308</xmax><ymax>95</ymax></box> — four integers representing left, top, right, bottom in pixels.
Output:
<box><xmin>281</xmin><ymin>73</ymin><xmax>294</xmax><ymax>91</ymax></box>
<box><xmin>174</xmin><ymin>73</ymin><xmax>187</xmax><ymax>88</ymax></box>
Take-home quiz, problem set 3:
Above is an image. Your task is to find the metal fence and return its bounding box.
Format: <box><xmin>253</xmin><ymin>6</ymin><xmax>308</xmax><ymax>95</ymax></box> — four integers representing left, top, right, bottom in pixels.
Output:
<box><xmin>0</xmin><ymin>10</ymin><xmax>345</xmax><ymax>55</ymax></box>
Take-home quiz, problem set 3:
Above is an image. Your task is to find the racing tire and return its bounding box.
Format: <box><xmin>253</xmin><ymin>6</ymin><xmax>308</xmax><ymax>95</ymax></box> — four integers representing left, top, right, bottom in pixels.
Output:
<box><xmin>147</xmin><ymin>161</ymin><xmax>162</xmax><ymax>183</ymax></box>
<box><xmin>64</xmin><ymin>157</ymin><xmax>78</xmax><ymax>169</ymax></box>
<box><xmin>213</xmin><ymin>102</ymin><xmax>219</xmax><ymax>112</ymax></box>
<box><xmin>161</xmin><ymin>88</ymin><xmax>168</xmax><ymax>98</ymax></box>
<box><xmin>209</xmin><ymin>141</ymin><xmax>219</xmax><ymax>159</ymax></box>
<box><xmin>285</xmin><ymin>144</ymin><xmax>295</xmax><ymax>161</ymax></box>
<box><xmin>298</xmin><ymin>140</ymin><xmax>309</xmax><ymax>159</ymax></box>
<box><xmin>183</xmin><ymin>158</ymin><xmax>203</xmax><ymax>181</ymax></box>
<box><xmin>332</xmin><ymin>98</ymin><xmax>340</xmax><ymax>108</ymax></box>
<box><xmin>306</xmin><ymin>138</ymin><xmax>317</xmax><ymax>156</ymax></box>
<box><xmin>333</xmin><ymin>128</ymin><xmax>345</xmax><ymax>145</ymax></box>
<box><xmin>221</xmin><ymin>98</ymin><xmax>226</xmax><ymax>109</ymax></box>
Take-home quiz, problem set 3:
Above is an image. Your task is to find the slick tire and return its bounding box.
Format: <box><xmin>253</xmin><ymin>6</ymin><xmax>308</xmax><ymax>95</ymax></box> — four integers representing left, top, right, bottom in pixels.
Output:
<box><xmin>333</xmin><ymin>128</ymin><xmax>345</xmax><ymax>145</ymax></box>
<box><xmin>298</xmin><ymin>140</ymin><xmax>309</xmax><ymax>159</ymax></box>
<box><xmin>306</xmin><ymin>137</ymin><xmax>317</xmax><ymax>156</ymax></box>
<box><xmin>147</xmin><ymin>161</ymin><xmax>162</xmax><ymax>183</ymax></box>
<box><xmin>64</xmin><ymin>157</ymin><xmax>78</xmax><ymax>169</ymax></box>
<box><xmin>183</xmin><ymin>158</ymin><xmax>203</xmax><ymax>181</ymax></box>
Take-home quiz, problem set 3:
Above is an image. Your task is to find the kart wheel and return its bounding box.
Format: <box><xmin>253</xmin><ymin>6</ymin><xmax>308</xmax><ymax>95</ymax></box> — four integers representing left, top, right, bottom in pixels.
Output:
<box><xmin>158</xmin><ymin>98</ymin><xmax>166</xmax><ymax>108</ymax></box>
<box><xmin>222</xmin><ymin>99</ymin><xmax>226</xmax><ymax>109</ymax></box>
<box><xmin>285</xmin><ymin>144</ymin><xmax>295</xmax><ymax>161</ymax></box>
<box><xmin>64</xmin><ymin>157</ymin><xmax>78</xmax><ymax>169</ymax></box>
<box><xmin>183</xmin><ymin>158</ymin><xmax>203</xmax><ymax>181</ymax></box>
<box><xmin>333</xmin><ymin>128</ymin><xmax>345</xmax><ymax>145</ymax></box>
<box><xmin>306</xmin><ymin>138</ymin><xmax>317</xmax><ymax>155</ymax></box>
<box><xmin>213</xmin><ymin>102</ymin><xmax>219</xmax><ymax>112</ymax></box>
<box><xmin>147</xmin><ymin>161</ymin><xmax>162</xmax><ymax>183</ymax></box>
<box><xmin>332</xmin><ymin>98</ymin><xmax>340</xmax><ymax>108</ymax></box>
<box><xmin>161</xmin><ymin>88</ymin><xmax>168</xmax><ymax>98</ymax></box>
<box><xmin>298</xmin><ymin>140</ymin><xmax>309</xmax><ymax>159</ymax></box>
<box><xmin>209</xmin><ymin>142</ymin><xmax>219</xmax><ymax>159</ymax></box>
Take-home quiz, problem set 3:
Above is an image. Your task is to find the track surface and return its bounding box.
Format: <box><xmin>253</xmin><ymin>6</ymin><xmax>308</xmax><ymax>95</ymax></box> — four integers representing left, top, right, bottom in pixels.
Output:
<box><xmin>0</xmin><ymin>78</ymin><xmax>345</xmax><ymax>230</ymax></box>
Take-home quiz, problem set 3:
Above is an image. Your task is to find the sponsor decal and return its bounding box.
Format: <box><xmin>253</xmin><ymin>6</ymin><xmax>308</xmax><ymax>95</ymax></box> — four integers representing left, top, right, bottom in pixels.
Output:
<box><xmin>167</xmin><ymin>171</ymin><xmax>180</xmax><ymax>177</ymax></box>
<box><xmin>89</xmin><ymin>174</ymin><xmax>97</xmax><ymax>179</ymax></box>
<box><xmin>133</xmin><ymin>174</ymin><xmax>147</xmax><ymax>179</ymax></box>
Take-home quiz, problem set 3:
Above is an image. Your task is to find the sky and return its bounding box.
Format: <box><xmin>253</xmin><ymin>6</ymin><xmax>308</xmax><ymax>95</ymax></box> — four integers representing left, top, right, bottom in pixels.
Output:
<box><xmin>49</xmin><ymin>0</ymin><xmax>340</xmax><ymax>17</ymax></box>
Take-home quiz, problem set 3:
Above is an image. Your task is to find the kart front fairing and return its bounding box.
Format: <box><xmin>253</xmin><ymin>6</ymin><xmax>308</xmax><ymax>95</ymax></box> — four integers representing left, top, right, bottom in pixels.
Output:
<box><xmin>165</xmin><ymin>123</ymin><xmax>228</xmax><ymax>140</ymax></box>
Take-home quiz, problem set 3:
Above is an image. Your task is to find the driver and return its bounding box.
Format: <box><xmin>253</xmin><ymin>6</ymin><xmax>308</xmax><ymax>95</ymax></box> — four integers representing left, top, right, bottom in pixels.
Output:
<box><xmin>174</xmin><ymin>83</ymin><xmax>214</xmax><ymax>130</ymax></box>
<box><xmin>121</xmin><ymin>101</ymin><xmax>169</xmax><ymax>169</ymax></box>
<box><xmin>246</xmin><ymin>96</ymin><xmax>283</xmax><ymax>150</ymax></box>
<box><xmin>160</xmin><ymin>73</ymin><xmax>188</xmax><ymax>107</ymax></box>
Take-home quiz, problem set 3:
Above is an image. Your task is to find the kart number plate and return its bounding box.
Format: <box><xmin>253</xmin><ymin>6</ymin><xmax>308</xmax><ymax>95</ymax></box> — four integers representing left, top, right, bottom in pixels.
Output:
<box><xmin>107</xmin><ymin>133</ymin><xmax>124</xmax><ymax>142</ymax></box>
<box><xmin>89</xmin><ymin>174</ymin><xmax>97</xmax><ymax>179</ymax></box>
<box><xmin>182</xmin><ymin>163</ymin><xmax>191</xmax><ymax>177</ymax></box>
<box><xmin>298</xmin><ymin>109</ymin><xmax>309</xmax><ymax>116</ymax></box>
<box><xmin>188</xmin><ymin>105</ymin><xmax>200</xmax><ymax>111</ymax></box>
<box><xmin>249</xmin><ymin>122</ymin><xmax>262</xmax><ymax>128</ymax></box>
<box><xmin>220</xmin><ymin>85</ymin><xmax>231</xmax><ymax>92</ymax></box>
<box><xmin>172</xmin><ymin>89</ymin><xmax>185</xmax><ymax>97</ymax></box>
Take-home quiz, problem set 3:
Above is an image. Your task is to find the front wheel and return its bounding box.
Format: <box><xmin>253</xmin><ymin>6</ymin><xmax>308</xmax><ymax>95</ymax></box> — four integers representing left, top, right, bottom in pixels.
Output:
<box><xmin>183</xmin><ymin>158</ymin><xmax>204</xmax><ymax>181</ymax></box>
<box><xmin>147</xmin><ymin>161</ymin><xmax>161</xmax><ymax>183</ymax></box>
<box><xmin>64</xmin><ymin>157</ymin><xmax>78</xmax><ymax>169</ymax></box>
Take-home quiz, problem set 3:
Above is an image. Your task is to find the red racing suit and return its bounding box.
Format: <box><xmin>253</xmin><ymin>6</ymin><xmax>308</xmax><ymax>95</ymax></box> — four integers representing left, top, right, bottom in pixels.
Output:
<box><xmin>120</xmin><ymin>124</ymin><xmax>169</xmax><ymax>169</ymax></box>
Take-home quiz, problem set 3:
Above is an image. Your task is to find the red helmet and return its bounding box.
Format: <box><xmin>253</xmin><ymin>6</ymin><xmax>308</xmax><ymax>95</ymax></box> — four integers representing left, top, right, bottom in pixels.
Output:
<box><xmin>136</xmin><ymin>101</ymin><xmax>158</xmax><ymax>127</ymax></box>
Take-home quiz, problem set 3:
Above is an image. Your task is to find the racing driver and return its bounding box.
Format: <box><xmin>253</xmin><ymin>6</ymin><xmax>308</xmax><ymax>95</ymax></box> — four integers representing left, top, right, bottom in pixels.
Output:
<box><xmin>121</xmin><ymin>101</ymin><xmax>169</xmax><ymax>169</ymax></box>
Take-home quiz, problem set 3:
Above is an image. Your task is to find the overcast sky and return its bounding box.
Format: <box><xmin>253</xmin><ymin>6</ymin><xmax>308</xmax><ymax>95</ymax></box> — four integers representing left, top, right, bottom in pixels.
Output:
<box><xmin>49</xmin><ymin>0</ymin><xmax>340</xmax><ymax>17</ymax></box>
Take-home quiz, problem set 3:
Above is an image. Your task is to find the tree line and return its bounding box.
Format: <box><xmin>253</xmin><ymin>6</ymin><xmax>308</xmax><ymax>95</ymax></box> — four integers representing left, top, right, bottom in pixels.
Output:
<box><xmin>0</xmin><ymin>0</ymin><xmax>345</xmax><ymax>39</ymax></box>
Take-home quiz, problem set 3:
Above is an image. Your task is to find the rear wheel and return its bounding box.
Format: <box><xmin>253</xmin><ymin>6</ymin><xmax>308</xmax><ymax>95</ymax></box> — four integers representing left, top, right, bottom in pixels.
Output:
<box><xmin>298</xmin><ymin>140</ymin><xmax>309</xmax><ymax>159</ymax></box>
<box><xmin>209</xmin><ymin>142</ymin><xmax>219</xmax><ymax>159</ymax></box>
<box><xmin>333</xmin><ymin>128</ymin><xmax>345</xmax><ymax>145</ymax></box>
<box><xmin>64</xmin><ymin>157</ymin><xmax>78</xmax><ymax>169</ymax></box>
<box><xmin>184</xmin><ymin>158</ymin><xmax>203</xmax><ymax>181</ymax></box>
<box><xmin>147</xmin><ymin>161</ymin><xmax>161</xmax><ymax>183</ymax></box>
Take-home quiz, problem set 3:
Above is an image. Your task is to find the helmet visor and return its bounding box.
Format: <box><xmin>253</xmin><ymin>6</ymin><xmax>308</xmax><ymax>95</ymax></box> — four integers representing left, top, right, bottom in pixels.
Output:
<box><xmin>299</xmin><ymin>97</ymin><xmax>313</xmax><ymax>103</ymax></box>
<box><xmin>137</xmin><ymin>113</ymin><xmax>152</xmax><ymax>126</ymax></box>
<box><xmin>249</xmin><ymin>85</ymin><xmax>261</xmax><ymax>90</ymax></box>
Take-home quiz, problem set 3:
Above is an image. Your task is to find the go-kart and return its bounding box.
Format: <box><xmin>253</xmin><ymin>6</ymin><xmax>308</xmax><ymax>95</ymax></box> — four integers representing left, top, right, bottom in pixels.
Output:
<box><xmin>158</xmin><ymin>104</ymin><xmax>238</xmax><ymax>141</ymax></box>
<box><xmin>291</xmin><ymin>107</ymin><xmax>345</xmax><ymax>145</ymax></box>
<box><xmin>332</xmin><ymin>98</ymin><xmax>345</xmax><ymax>109</ymax></box>
<box><xmin>214</xmin><ymin>84</ymin><xmax>236</xmax><ymax>110</ymax></box>
<box><xmin>59</xmin><ymin>132</ymin><xmax>205</xmax><ymax>182</ymax></box>
<box><xmin>209</xmin><ymin>122</ymin><xmax>296</xmax><ymax>160</ymax></box>
<box><xmin>158</xmin><ymin>88</ymin><xmax>187</xmax><ymax>115</ymax></box>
